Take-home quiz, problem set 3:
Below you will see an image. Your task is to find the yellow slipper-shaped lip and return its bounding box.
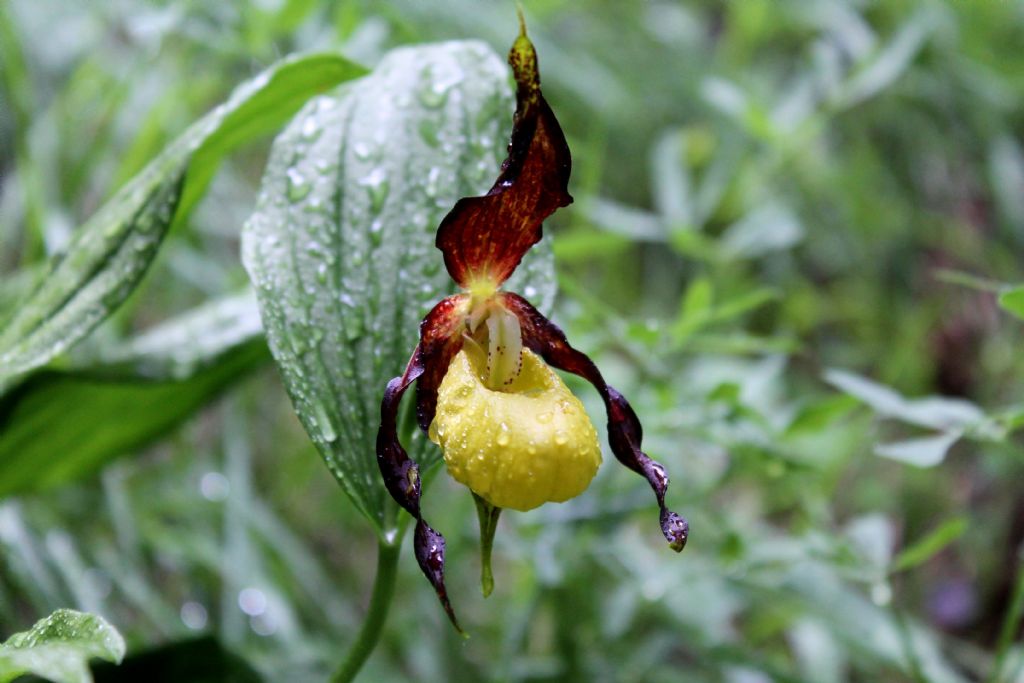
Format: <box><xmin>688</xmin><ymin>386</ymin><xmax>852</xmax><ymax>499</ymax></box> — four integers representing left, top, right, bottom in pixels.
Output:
<box><xmin>430</xmin><ymin>347</ymin><xmax>601</xmax><ymax>512</ymax></box>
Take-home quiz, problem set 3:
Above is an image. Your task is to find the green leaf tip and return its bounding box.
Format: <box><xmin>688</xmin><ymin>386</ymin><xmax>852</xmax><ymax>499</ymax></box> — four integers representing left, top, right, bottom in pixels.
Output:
<box><xmin>999</xmin><ymin>285</ymin><xmax>1024</xmax><ymax>320</ymax></box>
<box><xmin>0</xmin><ymin>608</ymin><xmax>125</xmax><ymax>683</ymax></box>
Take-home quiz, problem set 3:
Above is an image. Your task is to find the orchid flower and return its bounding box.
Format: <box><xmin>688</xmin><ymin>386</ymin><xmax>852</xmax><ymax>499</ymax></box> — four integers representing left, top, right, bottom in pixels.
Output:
<box><xmin>376</xmin><ymin>19</ymin><xmax>688</xmax><ymax>631</ymax></box>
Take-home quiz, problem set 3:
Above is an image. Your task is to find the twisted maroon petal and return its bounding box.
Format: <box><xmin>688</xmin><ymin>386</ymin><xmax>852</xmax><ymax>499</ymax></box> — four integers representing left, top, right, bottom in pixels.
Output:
<box><xmin>377</xmin><ymin>296</ymin><xmax>468</xmax><ymax>631</ymax></box>
<box><xmin>502</xmin><ymin>293</ymin><xmax>689</xmax><ymax>551</ymax></box>
<box><xmin>413</xmin><ymin>295</ymin><xmax>467</xmax><ymax>432</ymax></box>
<box><xmin>435</xmin><ymin>28</ymin><xmax>572</xmax><ymax>288</ymax></box>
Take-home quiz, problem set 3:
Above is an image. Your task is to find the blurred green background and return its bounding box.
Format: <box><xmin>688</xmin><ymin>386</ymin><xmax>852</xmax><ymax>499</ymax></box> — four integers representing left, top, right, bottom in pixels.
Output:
<box><xmin>2</xmin><ymin>0</ymin><xmax>1024</xmax><ymax>681</ymax></box>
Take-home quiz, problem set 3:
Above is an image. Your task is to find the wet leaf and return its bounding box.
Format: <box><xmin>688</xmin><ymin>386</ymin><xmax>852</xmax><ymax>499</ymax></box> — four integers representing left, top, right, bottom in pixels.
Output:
<box><xmin>0</xmin><ymin>292</ymin><xmax>267</xmax><ymax>498</ymax></box>
<box><xmin>0</xmin><ymin>53</ymin><xmax>364</xmax><ymax>395</ymax></box>
<box><xmin>242</xmin><ymin>41</ymin><xmax>557</xmax><ymax>536</ymax></box>
<box><xmin>0</xmin><ymin>609</ymin><xmax>125</xmax><ymax>683</ymax></box>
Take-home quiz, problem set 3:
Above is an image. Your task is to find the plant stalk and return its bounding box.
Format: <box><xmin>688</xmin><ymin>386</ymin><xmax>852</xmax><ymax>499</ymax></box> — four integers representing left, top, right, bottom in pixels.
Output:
<box><xmin>987</xmin><ymin>549</ymin><xmax>1024</xmax><ymax>683</ymax></box>
<box><xmin>330</xmin><ymin>538</ymin><xmax>401</xmax><ymax>683</ymax></box>
<box><xmin>472</xmin><ymin>492</ymin><xmax>502</xmax><ymax>597</ymax></box>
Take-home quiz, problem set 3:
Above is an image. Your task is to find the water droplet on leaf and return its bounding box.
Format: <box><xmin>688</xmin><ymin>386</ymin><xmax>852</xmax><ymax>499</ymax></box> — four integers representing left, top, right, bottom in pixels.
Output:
<box><xmin>286</xmin><ymin>167</ymin><xmax>312</xmax><ymax>202</ymax></box>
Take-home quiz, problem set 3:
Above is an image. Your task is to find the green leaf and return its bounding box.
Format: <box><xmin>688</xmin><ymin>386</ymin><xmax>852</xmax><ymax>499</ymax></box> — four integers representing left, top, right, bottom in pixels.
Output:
<box><xmin>0</xmin><ymin>265</ymin><xmax>45</xmax><ymax>329</ymax></box>
<box><xmin>711</xmin><ymin>287</ymin><xmax>779</xmax><ymax>323</ymax></box>
<box><xmin>824</xmin><ymin>368</ymin><xmax>984</xmax><ymax>431</ymax></box>
<box><xmin>0</xmin><ymin>292</ymin><xmax>267</xmax><ymax>498</ymax></box>
<box><xmin>719</xmin><ymin>202</ymin><xmax>804</xmax><ymax>259</ymax></box>
<box><xmin>874</xmin><ymin>432</ymin><xmax>960</xmax><ymax>468</ymax></box>
<box><xmin>998</xmin><ymin>286</ymin><xmax>1024</xmax><ymax>319</ymax></box>
<box><xmin>671</xmin><ymin>276</ymin><xmax>713</xmax><ymax>344</ymax></box>
<box><xmin>833</xmin><ymin>8</ymin><xmax>936</xmax><ymax>109</ymax></box>
<box><xmin>784</xmin><ymin>394</ymin><xmax>860</xmax><ymax>437</ymax></box>
<box><xmin>0</xmin><ymin>53</ymin><xmax>365</xmax><ymax>395</ymax></box>
<box><xmin>0</xmin><ymin>609</ymin><xmax>125</xmax><ymax>683</ymax></box>
<box><xmin>892</xmin><ymin>517</ymin><xmax>969</xmax><ymax>573</ymax></box>
<box><xmin>242</xmin><ymin>41</ymin><xmax>557</xmax><ymax>535</ymax></box>
<box><xmin>671</xmin><ymin>281</ymin><xmax>779</xmax><ymax>347</ymax></box>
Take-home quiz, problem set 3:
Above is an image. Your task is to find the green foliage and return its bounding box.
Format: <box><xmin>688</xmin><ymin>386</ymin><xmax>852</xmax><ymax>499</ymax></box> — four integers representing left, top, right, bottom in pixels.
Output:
<box><xmin>0</xmin><ymin>52</ymin><xmax>363</xmax><ymax>394</ymax></box>
<box><xmin>0</xmin><ymin>293</ymin><xmax>267</xmax><ymax>497</ymax></box>
<box><xmin>0</xmin><ymin>609</ymin><xmax>124</xmax><ymax>683</ymax></box>
<box><xmin>1</xmin><ymin>1</ymin><xmax>1024</xmax><ymax>682</ymax></box>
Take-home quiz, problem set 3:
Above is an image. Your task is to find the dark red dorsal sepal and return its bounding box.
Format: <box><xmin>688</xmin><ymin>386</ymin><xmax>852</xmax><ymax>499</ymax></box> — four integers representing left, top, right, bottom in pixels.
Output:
<box><xmin>435</xmin><ymin>22</ymin><xmax>572</xmax><ymax>290</ymax></box>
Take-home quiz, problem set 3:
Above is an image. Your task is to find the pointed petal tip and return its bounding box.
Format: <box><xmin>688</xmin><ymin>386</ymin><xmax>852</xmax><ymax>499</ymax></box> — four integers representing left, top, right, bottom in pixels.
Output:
<box><xmin>507</xmin><ymin>5</ymin><xmax>540</xmax><ymax>105</ymax></box>
<box><xmin>436</xmin><ymin>22</ymin><xmax>568</xmax><ymax>288</ymax></box>
<box><xmin>378</xmin><ymin>354</ymin><xmax>466</xmax><ymax>631</ymax></box>
<box><xmin>662</xmin><ymin>509</ymin><xmax>689</xmax><ymax>553</ymax></box>
<box><xmin>413</xmin><ymin>519</ymin><xmax>464</xmax><ymax>633</ymax></box>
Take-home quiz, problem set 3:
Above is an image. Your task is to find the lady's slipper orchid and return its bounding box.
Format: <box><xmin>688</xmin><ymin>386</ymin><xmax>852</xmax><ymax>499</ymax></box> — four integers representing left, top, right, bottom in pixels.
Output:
<box><xmin>376</xmin><ymin>20</ymin><xmax>688</xmax><ymax>630</ymax></box>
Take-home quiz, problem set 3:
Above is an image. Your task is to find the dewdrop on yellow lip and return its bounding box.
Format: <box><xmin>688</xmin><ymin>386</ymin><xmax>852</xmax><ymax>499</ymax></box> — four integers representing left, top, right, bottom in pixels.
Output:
<box><xmin>429</xmin><ymin>346</ymin><xmax>601</xmax><ymax>512</ymax></box>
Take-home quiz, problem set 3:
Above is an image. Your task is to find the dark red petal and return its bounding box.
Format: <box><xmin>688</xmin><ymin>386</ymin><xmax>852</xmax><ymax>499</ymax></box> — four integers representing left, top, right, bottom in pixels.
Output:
<box><xmin>377</xmin><ymin>296</ymin><xmax>469</xmax><ymax>631</ymax></box>
<box><xmin>414</xmin><ymin>295</ymin><xmax>467</xmax><ymax>431</ymax></box>
<box><xmin>376</xmin><ymin>361</ymin><xmax>425</xmax><ymax>519</ymax></box>
<box><xmin>502</xmin><ymin>293</ymin><xmax>689</xmax><ymax>552</ymax></box>
<box><xmin>435</xmin><ymin>28</ymin><xmax>572</xmax><ymax>288</ymax></box>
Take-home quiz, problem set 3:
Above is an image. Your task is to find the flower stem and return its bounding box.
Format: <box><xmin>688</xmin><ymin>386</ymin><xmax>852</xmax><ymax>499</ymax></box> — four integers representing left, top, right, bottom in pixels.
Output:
<box><xmin>472</xmin><ymin>492</ymin><xmax>502</xmax><ymax>597</ymax></box>
<box><xmin>330</xmin><ymin>538</ymin><xmax>401</xmax><ymax>683</ymax></box>
<box><xmin>986</xmin><ymin>549</ymin><xmax>1024</xmax><ymax>683</ymax></box>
